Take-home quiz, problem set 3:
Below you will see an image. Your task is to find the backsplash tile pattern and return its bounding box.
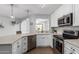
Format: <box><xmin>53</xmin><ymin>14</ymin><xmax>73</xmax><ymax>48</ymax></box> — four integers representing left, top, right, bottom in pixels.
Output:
<box><xmin>53</xmin><ymin>26</ymin><xmax>79</xmax><ymax>35</ymax></box>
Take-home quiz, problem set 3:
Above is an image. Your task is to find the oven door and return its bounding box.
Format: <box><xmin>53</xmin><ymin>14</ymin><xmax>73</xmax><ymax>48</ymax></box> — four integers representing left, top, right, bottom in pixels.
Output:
<box><xmin>53</xmin><ymin>37</ymin><xmax>56</xmax><ymax>48</ymax></box>
<box><xmin>56</xmin><ymin>39</ymin><xmax>64</xmax><ymax>54</ymax></box>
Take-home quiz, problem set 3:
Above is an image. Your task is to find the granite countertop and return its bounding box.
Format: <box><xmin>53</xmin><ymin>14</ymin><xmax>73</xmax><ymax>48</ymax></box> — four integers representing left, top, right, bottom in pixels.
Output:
<box><xmin>64</xmin><ymin>39</ymin><xmax>79</xmax><ymax>48</ymax></box>
<box><xmin>0</xmin><ymin>33</ymin><xmax>36</xmax><ymax>44</ymax></box>
<box><xmin>36</xmin><ymin>33</ymin><xmax>52</xmax><ymax>35</ymax></box>
<box><xmin>0</xmin><ymin>33</ymin><xmax>52</xmax><ymax>44</ymax></box>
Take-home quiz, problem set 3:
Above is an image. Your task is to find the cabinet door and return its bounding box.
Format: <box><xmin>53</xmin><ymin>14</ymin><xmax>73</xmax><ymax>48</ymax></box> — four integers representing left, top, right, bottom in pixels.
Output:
<box><xmin>64</xmin><ymin>47</ymin><xmax>72</xmax><ymax>54</ymax></box>
<box><xmin>21</xmin><ymin>37</ymin><xmax>28</xmax><ymax>53</ymax></box>
<box><xmin>32</xmin><ymin>35</ymin><xmax>36</xmax><ymax>49</ymax></box>
<box><xmin>50</xmin><ymin>13</ymin><xmax>58</xmax><ymax>27</ymax></box>
<box><xmin>12</xmin><ymin>39</ymin><xmax>22</xmax><ymax>54</ymax></box>
<box><xmin>27</xmin><ymin>35</ymin><xmax>36</xmax><ymax>51</ymax></box>
<box><xmin>64</xmin><ymin>41</ymin><xmax>79</xmax><ymax>54</ymax></box>
<box><xmin>37</xmin><ymin>34</ymin><xmax>52</xmax><ymax>47</ymax></box>
<box><xmin>28</xmin><ymin>36</ymin><xmax>32</xmax><ymax>50</ymax></box>
<box><xmin>73</xmin><ymin>4</ymin><xmax>79</xmax><ymax>26</ymax></box>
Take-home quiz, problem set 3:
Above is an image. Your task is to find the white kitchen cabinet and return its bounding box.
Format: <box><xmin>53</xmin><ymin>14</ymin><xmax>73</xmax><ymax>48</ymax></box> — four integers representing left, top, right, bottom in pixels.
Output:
<box><xmin>50</xmin><ymin>13</ymin><xmax>58</xmax><ymax>27</ymax></box>
<box><xmin>64</xmin><ymin>41</ymin><xmax>79</xmax><ymax>54</ymax></box>
<box><xmin>50</xmin><ymin>4</ymin><xmax>73</xmax><ymax>27</ymax></box>
<box><xmin>73</xmin><ymin>4</ymin><xmax>79</xmax><ymax>26</ymax></box>
<box><xmin>21</xmin><ymin>19</ymin><xmax>30</xmax><ymax>33</ymax></box>
<box><xmin>15</xmin><ymin>24</ymin><xmax>21</xmax><ymax>31</ymax></box>
<box><xmin>12</xmin><ymin>36</ymin><xmax>28</xmax><ymax>54</ymax></box>
<box><xmin>21</xmin><ymin>36</ymin><xmax>28</xmax><ymax>53</ymax></box>
<box><xmin>12</xmin><ymin>39</ymin><xmax>22</xmax><ymax>54</ymax></box>
<box><xmin>36</xmin><ymin>34</ymin><xmax>53</xmax><ymax>48</ymax></box>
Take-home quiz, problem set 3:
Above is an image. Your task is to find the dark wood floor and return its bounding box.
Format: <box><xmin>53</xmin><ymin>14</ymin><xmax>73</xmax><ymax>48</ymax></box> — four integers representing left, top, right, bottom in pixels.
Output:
<box><xmin>25</xmin><ymin>47</ymin><xmax>59</xmax><ymax>54</ymax></box>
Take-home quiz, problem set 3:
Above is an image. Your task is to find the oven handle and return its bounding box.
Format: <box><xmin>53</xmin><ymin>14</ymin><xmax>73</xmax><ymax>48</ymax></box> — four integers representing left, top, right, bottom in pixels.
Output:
<box><xmin>56</xmin><ymin>39</ymin><xmax>63</xmax><ymax>43</ymax></box>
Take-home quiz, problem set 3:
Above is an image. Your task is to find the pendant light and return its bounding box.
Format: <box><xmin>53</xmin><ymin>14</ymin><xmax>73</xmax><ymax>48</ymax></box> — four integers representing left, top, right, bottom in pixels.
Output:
<box><xmin>26</xmin><ymin>9</ymin><xmax>30</xmax><ymax>18</ymax></box>
<box><xmin>10</xmin><ymin>4</ymin><xmax>16</xmax><ymax>25</ymax></box>
<box><xmin>10</xmin><ymin>4</ymin><xmax>15</xmax><ymax>19</ymax></box>
<box><xmin>26</xmin><ymin>9</ymin><xmax>33</xmax><ymax>25</ymax></box>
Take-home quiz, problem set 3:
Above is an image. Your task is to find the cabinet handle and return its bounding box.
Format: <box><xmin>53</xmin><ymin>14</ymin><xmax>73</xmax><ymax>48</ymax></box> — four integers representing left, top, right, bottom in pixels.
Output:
<box><xmin>73</xmin><ymin>49</ymin><xmax>75</xmax><ymax>51</ymax></box>
<box><xmin>70</xmin><ymin>53</ymin><xmax>73</xmax><ymax>54</ymax></box>
<box><xmin>71</xmin><ymin>48</ymin><xmax>75</xmax><ymax>51</ymax></box>
<box><xmin>24</xmin><ymin>48</ymin><xmax>26</xmax><ymax>50</ymax></box>
<box><xmin>17</xmin><ymin>45</ymin><xmax>20</xmax><ymax>48</ymax></box>
<box><xmin>24</xmin><ymin>43</ymin><xmax>26</xmax><ymax>45</ymax></box>
<box><xmin>71</xmin><ymin>47</ymin><xmax>72</xmax><ymax>49</ymax></box>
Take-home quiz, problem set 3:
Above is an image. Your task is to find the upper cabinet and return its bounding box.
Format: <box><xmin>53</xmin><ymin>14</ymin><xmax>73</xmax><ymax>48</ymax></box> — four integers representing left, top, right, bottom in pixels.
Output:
<box><xmin>21</xmin><ymin>19</ymin><xmax>30</xmax><ymax>33</ymax></box>
<box><xmin>15</xmin><ymin>24</ymin><xmax>21</xmax><ymax>31</ymax></box>
<box><xmin>73</xmin><ymin>4</ymin><xmax>79</xmax><ymax>26</ymax></box>
<box><xmin>50</xmin><ymin>4</ymin><xmax>73</xmax><ymax>27</ymax></box>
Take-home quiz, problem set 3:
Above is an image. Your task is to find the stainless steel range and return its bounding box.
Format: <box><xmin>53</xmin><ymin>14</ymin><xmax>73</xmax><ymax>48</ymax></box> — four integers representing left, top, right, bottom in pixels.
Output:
<box><xmin>53</xmin><ymin>30</ymin><xmax>79</xmax><ymax>54</ymax></box>
<box><xmin>53</xmin><ymin>35</ymin><xmax>64</xmax><ymax>54</ymax></box>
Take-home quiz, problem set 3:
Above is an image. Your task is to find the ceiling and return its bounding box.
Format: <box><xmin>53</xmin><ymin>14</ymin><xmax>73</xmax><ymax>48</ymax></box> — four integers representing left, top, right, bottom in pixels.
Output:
<box><xmin>0</xmin><ymin>4</ymin><xmax>61</xmax><ymax>20</ymax></box>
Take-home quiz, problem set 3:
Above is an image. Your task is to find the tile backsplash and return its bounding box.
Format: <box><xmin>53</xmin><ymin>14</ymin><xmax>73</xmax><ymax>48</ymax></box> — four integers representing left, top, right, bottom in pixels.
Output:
<box><xmin>52</xmin><ymin>26</ymin><xmax>79</xmax><ymax>35</ymax></box>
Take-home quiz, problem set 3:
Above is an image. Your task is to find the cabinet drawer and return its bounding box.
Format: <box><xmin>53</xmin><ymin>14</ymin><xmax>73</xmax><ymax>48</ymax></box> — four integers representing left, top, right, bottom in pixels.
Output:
<box><xmin>72</xmin><ymin>46</ymin><xmax>79</xmax><ymax>54</ymax></box>
<box><xmin>22</xmin><ymin>37</ymin><xmax>27</xmax><ymax>41</ymax></box>
<box><xmin>64</xmin><ymin>41</ymin><xmax>79</xmax><ymax>54</ymax></box>
<box><xmin>12</xmin><ymin>39</ymin><xmax>22</xmax><ymax>54</ymax></box>
<box><xmin>64</xmin><ymin>47</ymin><xmax>73</xmax><ymax>54</ymax></box>
<box><xmin>64</xmin><ymin>42</ymin><xmax>73</xmax><ymax>49</ymax></box>
<box><xmin>22</xmin><ymin>47</ymin><xmax>27</xmax><ymax>53</ymax></box>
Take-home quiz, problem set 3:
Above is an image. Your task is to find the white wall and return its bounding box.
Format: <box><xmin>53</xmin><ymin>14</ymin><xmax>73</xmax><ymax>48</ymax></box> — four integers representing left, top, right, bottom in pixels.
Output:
<box><xmin>0</xmin><ymin>17</ymin><xmax>17</xmax><ymax>37</ymax></box>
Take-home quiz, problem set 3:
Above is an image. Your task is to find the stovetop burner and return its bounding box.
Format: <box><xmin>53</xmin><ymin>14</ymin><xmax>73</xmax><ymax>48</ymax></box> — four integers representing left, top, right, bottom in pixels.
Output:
<box><xmin>53</xmin><ymin>35</ymin><xmax>64</xmax><ymax>42</ymax></box>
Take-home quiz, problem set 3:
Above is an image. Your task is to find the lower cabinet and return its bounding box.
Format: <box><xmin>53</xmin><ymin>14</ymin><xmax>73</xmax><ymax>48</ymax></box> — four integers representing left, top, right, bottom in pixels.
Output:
<box><xmin>64</xmin><ymin>41</ymin><xmax>79</xmax><ymax>54</ymax></box>
<box><xmin>12</xmin><ymin>36</ymin><xmax>28</xmax><ymax>54</ymax></box>
<box><xmin>27</xmin><ymin>35</ymin><xmax>36</xmax><ymax>51</ymax></box>
<box><xmin>12</xmin><ymin>38</ymin><xmax>22</xmax><ymax>54</ymax></box>
<box><xmin>0</xmin><ymin>35</ymin><xmax>36</xmax><ymax>54</ymax></box>
<box><xmin>21</xmin><ymin>36</ymin><xmax>28</xmax><ymax>53</ymax></box>
<box><xmin>36</xmin><ymin>34</ymin><xmax>52</xmax><ymax>47</ymax></box>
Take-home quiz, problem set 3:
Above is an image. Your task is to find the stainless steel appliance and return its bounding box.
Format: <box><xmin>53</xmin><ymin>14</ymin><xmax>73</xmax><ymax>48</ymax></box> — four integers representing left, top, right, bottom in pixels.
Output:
<box><xmin>53</xmin><ymin>30</ymin><xmax>79</xmax><ymax>54</ymax></box>
<box><xmin>58</xmin><ymin>13</ymin><xmax>73</xmax><ymax>27</ymax></box>
<box><xmin>63</xmin><ymin>30</ymin><xmax>79</xmax><ymax>39</ymax></box>
<box><xmin>53</xmin><ymin>36</ymin><xmax>64</xmax><ymax>54</ymax></box>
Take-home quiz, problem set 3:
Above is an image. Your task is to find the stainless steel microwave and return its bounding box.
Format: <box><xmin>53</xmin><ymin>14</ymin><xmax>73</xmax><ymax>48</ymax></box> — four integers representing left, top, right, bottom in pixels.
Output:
<box><xmin>58</xmin><ymin>13</ymin><xmax>73</xmax><ymax>27</ymax></box>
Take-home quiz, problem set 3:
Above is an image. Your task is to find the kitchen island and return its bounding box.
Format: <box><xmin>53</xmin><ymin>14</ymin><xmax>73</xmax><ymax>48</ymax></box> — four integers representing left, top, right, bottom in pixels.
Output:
<box><xmin>0</xmin><ymin>33</ymin><xmax>36</xmax><ymax>54</ymax></box>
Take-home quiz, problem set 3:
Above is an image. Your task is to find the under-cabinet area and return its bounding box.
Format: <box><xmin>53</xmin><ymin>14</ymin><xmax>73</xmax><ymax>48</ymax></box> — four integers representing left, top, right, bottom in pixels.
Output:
<box><xmin>1</xmin><ymin>4</ymin><xmax>79</xmax><ymax>54</ymax></box>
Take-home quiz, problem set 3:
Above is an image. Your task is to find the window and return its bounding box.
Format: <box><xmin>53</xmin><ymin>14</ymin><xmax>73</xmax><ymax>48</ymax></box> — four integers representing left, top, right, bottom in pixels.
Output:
<box><xmin>36</xmin><ymin>24</ymin><xmax>43</xmax><ymax>32</ymax></box>
<box><xmin>36</xmin><ymin>18</ymin><xmax>49</xmax><ymax>33</ymax></box>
